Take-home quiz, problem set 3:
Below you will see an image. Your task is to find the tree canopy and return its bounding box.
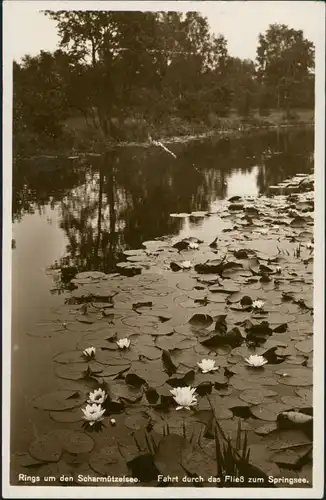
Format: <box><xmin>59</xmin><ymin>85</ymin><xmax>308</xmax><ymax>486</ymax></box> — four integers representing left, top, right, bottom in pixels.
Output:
<box><xmin>13</xmin><ymin>14</ymin><xmax>315</xmax><ymax>155</ymax></box>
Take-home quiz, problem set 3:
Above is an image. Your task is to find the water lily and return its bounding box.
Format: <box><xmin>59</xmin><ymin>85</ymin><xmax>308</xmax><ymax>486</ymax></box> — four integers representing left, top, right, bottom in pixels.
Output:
<box><xmin>197</xmin><ymin>359</ymin><xmax>219</xmax><ymax>373</ymax></box>
<box><xmin>245</xmin><ymin>354</ymin><xmax>268</xmax><ymax>368</ymax></box>
<box><xmin>252</xmin><ymin>300</ymin><xmax>265</xmax><ymax>310</ymax></box>
<box><xmin>110</xmin><ymin>418</ymin><xmax>116</xmax><ymax>426</ymax></box>
<box><xmin>87</xmin><ymin>388</ymin><xmax>107</xmax><ymax>405</ymax></box>
<box><xmin>181</xmin><ymin>260</ymin><xmax>192</xmax><ymax>269</ymax></box>
<box><xmin>81</xmin><ymin>403</ymin><xmax>105</xmax><ymax>426</ymax></box>
<box><xmin>116</xmin><ymin>338</ymin><xmax>130</xmax><ymax>349</ymax></box>
<box><xmin>82</xmin><ymin>346</ymin><xmax>96</xmax><ymax>358</ymax></box>
<box><xmin>189</xmin><ymin>242</ymin><xmax>199</xmax><ymax>250</ymax></box>
<box><xmin>170</xmin><ymin>386</ymin><xmax>198</xmax><ymax>410</ymax></box>
<box><xmin>306</xmin><ymin>242</ymin><xmax>314</xmax><ymax>250</ymax></box>
<box><xmin>275</xmin><ymin>266</ymin><xmax>282</xmax><ymax>273</ymax></box>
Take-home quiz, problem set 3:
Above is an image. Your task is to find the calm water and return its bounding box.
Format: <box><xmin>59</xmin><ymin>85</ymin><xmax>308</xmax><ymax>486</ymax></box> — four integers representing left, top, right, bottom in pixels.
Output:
<box><xmin>11</xmin><ymin>128</ymin><xmax>314</xmax><ymax>453</ymax></box>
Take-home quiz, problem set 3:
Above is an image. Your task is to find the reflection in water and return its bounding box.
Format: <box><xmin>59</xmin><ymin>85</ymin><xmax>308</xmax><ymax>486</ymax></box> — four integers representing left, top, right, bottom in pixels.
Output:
<box><xmin>226</xmin><ymin>166</ymin><xmax>260</xmax><ymax>198</ymax></box>
<box><xmin>10</xmin><ymin>127</ymin><xmax>314</xmax><ymax>455</ymax></box>
<box><xmin>12</xmin><ymin>128</ymin><xmax>314</xmax><ymax>289</ymax></box>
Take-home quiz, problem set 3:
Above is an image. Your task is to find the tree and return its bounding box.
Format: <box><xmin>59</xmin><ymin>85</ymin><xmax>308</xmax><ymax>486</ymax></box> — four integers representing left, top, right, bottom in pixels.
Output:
<box><xmin>256</xmin><ymin>24</ymin><xmax>314</xmax><ymax>111</ymax></box>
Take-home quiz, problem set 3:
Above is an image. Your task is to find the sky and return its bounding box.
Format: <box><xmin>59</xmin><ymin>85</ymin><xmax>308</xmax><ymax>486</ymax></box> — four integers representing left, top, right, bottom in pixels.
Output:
<box><xmin>4</xmin><ymin>1</ymin><xmax>325</xmax><ymax>62</ymax></box>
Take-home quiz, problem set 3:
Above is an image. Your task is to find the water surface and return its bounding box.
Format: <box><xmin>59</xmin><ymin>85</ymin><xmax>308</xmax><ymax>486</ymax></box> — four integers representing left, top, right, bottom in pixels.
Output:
<box><xmin>11</xmin><ymin>128</ymin><xmax>314</xmax><ymax>452</ymax></box>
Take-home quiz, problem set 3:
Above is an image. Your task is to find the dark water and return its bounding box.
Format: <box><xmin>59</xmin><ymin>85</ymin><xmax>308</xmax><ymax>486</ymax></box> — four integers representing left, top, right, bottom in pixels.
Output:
<box><xmin>11</xmin><ymin>128</ymin><xmax>314</xmax><ymax>453</ymax></box>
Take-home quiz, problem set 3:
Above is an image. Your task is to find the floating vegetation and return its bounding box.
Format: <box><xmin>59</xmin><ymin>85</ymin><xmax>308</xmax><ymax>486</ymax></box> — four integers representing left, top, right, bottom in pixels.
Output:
<box><xmin>14</xmin><ymin>173</ymin><xmax>313</xmax><ymax>487</ymax></box>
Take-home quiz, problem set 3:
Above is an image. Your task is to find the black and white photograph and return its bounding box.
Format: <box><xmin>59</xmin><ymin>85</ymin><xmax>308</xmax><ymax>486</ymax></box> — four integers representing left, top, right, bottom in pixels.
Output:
<box><xmin>2</xmin><ymin>1</ymin><xmax>325</xmax><ymax>497</ymax></box>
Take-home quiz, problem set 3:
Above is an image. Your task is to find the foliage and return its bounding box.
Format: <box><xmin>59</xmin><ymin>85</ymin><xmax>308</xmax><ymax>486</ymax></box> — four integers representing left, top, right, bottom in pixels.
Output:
<box><xmin>256</xmin><ymin>23</ymin><xmax>315</xmax><ymax>111</ymax></box>
<box><xmin>13</xmin><ymin>14</ymin><xmax>315</xmax><ymax>154</ymax></box>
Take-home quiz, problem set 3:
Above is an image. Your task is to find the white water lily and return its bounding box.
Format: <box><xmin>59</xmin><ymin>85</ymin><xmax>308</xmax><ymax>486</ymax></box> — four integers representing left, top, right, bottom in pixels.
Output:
<box><xmin>275</xmin><ymin>266</ymin><xmax>282</xmax><ymax>273</ymax></box>
<box><xmin>110</xmin><ymin>418</ymin><xmax>116</xmax><ymax>426</ymax></box>
<box><xmin>252</xmin><ymin>300</ymin><xmax>265</xmax><ymax>310</ymax></box>
<box><xmin>116</xmin><ymin>338</ymin><xmax>131</xmax><ymax>349</ymax></box>
<box><xmin>82</xmin><ymin>346</ymin><xmax>96</xmax><ymax>358</ymax></box>
<box><xmin>280</xmin><ymin>411</ymin><xmax>312</xmax><ymax>424</ymax></box>
<box><xmin>197</xmin><ymin>359</ymin><xmax>219</xmax><ymax>373</ymax></box>
<box><xmin>170</xmin><ymin>386</ymin><xmax>198</xmax><ymax>410</ymax></box>
<box><xmin>306</xmin><ymin>242</ymin><xmax>314</xmax><ymax>250</ymax></box>
<box><xmin>189</xmin><ymin>242</ymin><xmax>199</xmax><ymax>250</ymax></box>
<box><xmin>181</xmin><ymin>260</ymin><xmax>192</xmax><ymax>269</ymax></box>
<box><xmin>245</xmin><ymin>354</ymin><xmax>268</xmax><ymax>368</ymax></box>
<box><xmin>81</xmin><ymin>403</ymin><xmax>105</xmax><ymax>426</ymax></box>
<box><xmin>87</xmin><ymin>388</ymin><xmax>107</xmax><ymax>405</ymax></box>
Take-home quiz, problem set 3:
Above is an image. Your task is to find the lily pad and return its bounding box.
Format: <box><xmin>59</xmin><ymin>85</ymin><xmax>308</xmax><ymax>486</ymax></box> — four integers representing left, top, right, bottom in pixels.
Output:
<box><xmin>295</xmin><ymin>338</ymin><xmax>313</xmax><ymax>354</ymax></box>
<box><xmin>61</xmin><ymin>430</ymin><xmax>94</xmax><ymax>454</ymax></box>
<box><xmin>189</xmin><ymin>313</ymin><xmax>214</xmax><ymax>331</ymax></box>
<box><xmin>239</xmin><ymin>389</ymin><xmax>277</xmax><ymax>405</ymax></box>
<box><xmin>154</xmin><ymin>434</ymin><xmax>191</xmax><ymax>477</ymax></box>
<box><xmin>251</xmin><ymin>403</ymin><xmax>290</xmax><ymax>421</ymax></box>
<box><xmin>270</xmin><ymin>445</ymin><xmax>312</xmax><ymax>466</ymax></box>
<box><xmin>124</xmin><ymin>414</ymin><xmax>149</xmax><ymax>431</ymax></box>
<box><xmin>49</xmin><ymin>408</ymin><xmax>83</xmax><ymax>423</ymax></box>
<box><xmin>126</xmin><ymin>361</ymin><xmax>169</xmax><ymax>387</ymax></box>
<box><xmin>55</xmin><ymin>362</ymin><xmax>102</xmax><ymax>381</ymax></box>
<box><xmin>53</xmin><ymin>350</ymin><xmax>87</xmax><ymax>364</ymax></box>
<box><xmin>110</xmin><ymin>381</ymin><xmax>143</xmax><ymax>403</ymax></box>
<box><xmin>29</xmin><ymin>432</ymin><xmax>62</xmax><ymax>462</ymax></box>
<box><xmin>122</xmin><ymin>315</ymin><xmax>159</xmax><ymax>328</ymax></box>
<box><xmin>89</xmin><ymin>445</ymin><xmax>129</xmax><ymax>476</ymax></box>
<box><xmin>33</xmin><ymin>390</ymin><xmax>82</xmax><ymax>411</ymax></box>
<box><xmin>277</xmin><ymin>367</ymin><xmax>312</xmax><ymax>387</ymax></box>
<box><xmin>194</xmin><ymin>371</ymin><xmax>228</xmax><ymax>387</ymax></box>
<box><xmin>254</xmin><ymin>423</ymin><xmax>278</xmax><ymax>435</ymax></box>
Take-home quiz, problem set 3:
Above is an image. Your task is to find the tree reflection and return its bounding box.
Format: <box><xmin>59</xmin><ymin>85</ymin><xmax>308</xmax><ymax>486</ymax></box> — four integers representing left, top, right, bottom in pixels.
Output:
<box><xmin>12</xmin><ymin>129</ymin><xmax>314</xmax><ymax>290</ymax></box>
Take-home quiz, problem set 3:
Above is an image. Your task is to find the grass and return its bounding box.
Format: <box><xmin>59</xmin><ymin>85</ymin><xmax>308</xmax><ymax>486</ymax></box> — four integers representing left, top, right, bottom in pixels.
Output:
<box><xmin>135</xmin><ymin>408</ymin><xmax>253</xmax><ymax>484</ymax></box>
<box><xmin>14</xmin><ymin>107</ymin><xmax>314</xmax><ymax>158</ymax></box>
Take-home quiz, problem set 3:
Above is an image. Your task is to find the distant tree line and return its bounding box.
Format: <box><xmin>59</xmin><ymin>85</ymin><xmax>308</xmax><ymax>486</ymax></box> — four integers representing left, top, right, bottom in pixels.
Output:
<box><xmin>13</xmin><ymin>12</ymin><xmax>315</xmax><ymax>153</ymax></box>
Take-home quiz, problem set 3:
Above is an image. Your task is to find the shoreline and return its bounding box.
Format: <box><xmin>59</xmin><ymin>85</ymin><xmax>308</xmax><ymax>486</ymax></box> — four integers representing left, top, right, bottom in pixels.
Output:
<box><xmin>14</xmin><ymin>116</ymin><xmax>314</xmax><ymax>162</ymax></box>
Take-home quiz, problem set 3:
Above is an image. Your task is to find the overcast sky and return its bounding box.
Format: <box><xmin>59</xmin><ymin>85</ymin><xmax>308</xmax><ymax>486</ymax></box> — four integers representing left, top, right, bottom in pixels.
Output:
<box><xmin>5</xmin><ymin>1</ymin><xmax>325</xmax><ymax>62</ymax></box>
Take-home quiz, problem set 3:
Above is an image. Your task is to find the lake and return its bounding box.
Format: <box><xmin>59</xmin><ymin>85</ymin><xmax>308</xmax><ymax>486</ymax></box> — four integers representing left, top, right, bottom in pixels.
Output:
<box><xmin>10</xmin><ymin>127</ymin><xmax>314</xmax><ymax>466</ymax></box>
